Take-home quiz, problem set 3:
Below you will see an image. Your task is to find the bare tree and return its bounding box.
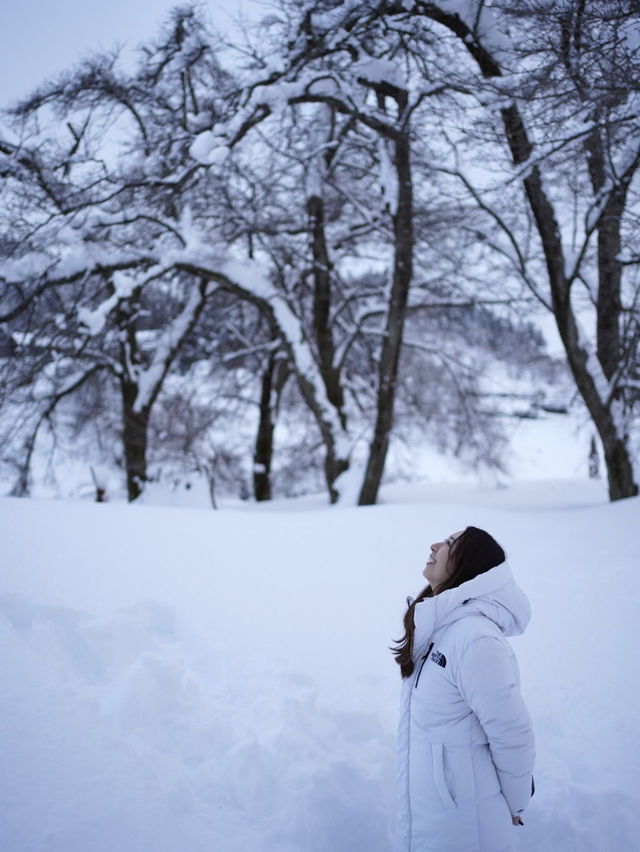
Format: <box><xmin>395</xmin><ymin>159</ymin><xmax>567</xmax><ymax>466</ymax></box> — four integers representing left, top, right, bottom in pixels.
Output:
<box><xmin>3</xmin><ymin>2</ymin><xmax>607</xmax><ymax>504</ymax></box>
<box><xmin>411</xmin><ymin>0</ymin><xmax>640</xmax><ymax>499</ymax></box>
<box><xmin>193</xmin><ymin>0</ymin><xmax>484</xmax><ymax>503</ymax></box>
<box><xmin>0</xmin><ymin>9</ymin><xmax>231</xmax><ymax>499</ymax></box>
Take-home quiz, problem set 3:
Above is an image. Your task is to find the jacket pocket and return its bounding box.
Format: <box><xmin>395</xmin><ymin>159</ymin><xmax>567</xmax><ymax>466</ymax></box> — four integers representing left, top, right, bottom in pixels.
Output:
<box><xmin>432</xmin><ymin>743</ymin><xmax>456</xmax><ymax>810</ymax></box>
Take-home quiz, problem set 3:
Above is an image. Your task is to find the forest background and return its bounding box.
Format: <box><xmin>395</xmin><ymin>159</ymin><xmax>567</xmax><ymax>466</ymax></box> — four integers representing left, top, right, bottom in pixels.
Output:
<box><xmin>1</xmin><ymin>0</ymin><xmax>639</xmax><ymax>507</ymax></box>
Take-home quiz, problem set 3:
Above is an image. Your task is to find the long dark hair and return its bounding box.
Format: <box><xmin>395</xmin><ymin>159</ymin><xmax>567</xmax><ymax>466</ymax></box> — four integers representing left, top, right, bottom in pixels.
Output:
<box><xmin>392</xmin><ymin>526</ymin><xmax>506</xmax><ymax>678</ymax></box>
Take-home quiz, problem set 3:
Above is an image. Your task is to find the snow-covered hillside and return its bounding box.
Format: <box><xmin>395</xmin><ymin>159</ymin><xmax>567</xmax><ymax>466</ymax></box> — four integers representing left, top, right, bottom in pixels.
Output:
<box><xmin>1</xmin><ymin>480</ymin><xmax>638</xmax><ymax>851</ymax></box>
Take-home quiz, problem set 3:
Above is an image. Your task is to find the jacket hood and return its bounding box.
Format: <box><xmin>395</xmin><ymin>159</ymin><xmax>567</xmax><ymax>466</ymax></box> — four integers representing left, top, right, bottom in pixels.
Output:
<box><xmin>411</xmin><ymin>562</ymin><xmax>531</xmax><ymax>662</ymax></box>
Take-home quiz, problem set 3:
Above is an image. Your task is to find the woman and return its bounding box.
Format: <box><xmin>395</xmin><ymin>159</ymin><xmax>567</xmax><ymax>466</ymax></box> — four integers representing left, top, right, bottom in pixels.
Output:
<box><xmin>393</xmin><ymin>526</ymin><xmax>535</xmax><ymax>852</ymax></box>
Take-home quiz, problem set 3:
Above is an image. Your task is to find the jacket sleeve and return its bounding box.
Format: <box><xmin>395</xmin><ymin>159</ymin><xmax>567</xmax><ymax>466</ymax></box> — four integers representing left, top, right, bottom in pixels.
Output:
<box><xmin>456</xmin><ymin>635</ymin><xmax>535</xmax><ymax>816</ymax></box>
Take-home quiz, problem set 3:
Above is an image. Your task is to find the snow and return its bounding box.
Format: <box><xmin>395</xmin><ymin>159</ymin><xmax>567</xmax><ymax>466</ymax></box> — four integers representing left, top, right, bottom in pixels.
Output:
<box><xmin>378</xmin><ymin>137</ymin><xmax>398</xmax><ymax>214</ymax></box>
<box><xmin>78</xmin><ymin>270</ymin><xmax>138</xmax><ymax>336</ymax></box>
<box><xmin>622</xmin><ymin>16</ymin><xmax>640</xmax><ymax>51</ymax></box>
<box><xmin>1</xmin><ymin>478</ymin><xmax>639</xmax><ymax>852</ymax></box>
<box><xmin>306</xmin><ymin>77</ymin><xmax>341</xmax><ymax>98</ymax></box>
<box><xmin>0</xmin><ymin>251</ymin><xmax>52</xmax><ymax>281</ymax></box>
<box><xmin>434</xmin><ymin>0</ymin><xmax>512</xmax><ymax>62</ymax></box>
<box><xmin>189</xmin><ymin>131</ymin><xmax>230</xmax><ymax>166</ymax></box>
<box><xmin>353</xmin><ymin>57</ymin><xmax>405</xmax><ymax>90</ymax></box>
<box><xmin>133</xmin><ymin>281</ymin><xmax>213</xmax><ymax>414</ymax></box>
<box><xmin>585</xmin><ymin>179</ymin><xmax>615</xmax><ymax>234</ymax></box>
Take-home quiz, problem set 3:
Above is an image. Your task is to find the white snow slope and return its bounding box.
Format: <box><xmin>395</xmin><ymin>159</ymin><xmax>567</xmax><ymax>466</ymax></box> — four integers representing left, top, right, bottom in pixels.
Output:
<box><xmin>1</xmin><ymin>480</ymin><xmax>638</xmax><ymax>852</ymax></box>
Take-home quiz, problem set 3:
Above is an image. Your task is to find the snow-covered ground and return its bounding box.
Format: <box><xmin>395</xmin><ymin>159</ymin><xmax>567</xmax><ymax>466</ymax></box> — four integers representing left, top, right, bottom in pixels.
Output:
<box><xmin>1</xmin><ymin>475</ymin><xmax>638</xmax><ymax>851</ymax></box>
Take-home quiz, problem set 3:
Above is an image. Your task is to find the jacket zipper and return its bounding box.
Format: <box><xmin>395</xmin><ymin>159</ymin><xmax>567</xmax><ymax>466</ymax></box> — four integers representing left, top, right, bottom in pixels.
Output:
<box><xmin>414</xmin><ymin>642</ymin><xmax>434</xmax><ymax>688</ymax></box>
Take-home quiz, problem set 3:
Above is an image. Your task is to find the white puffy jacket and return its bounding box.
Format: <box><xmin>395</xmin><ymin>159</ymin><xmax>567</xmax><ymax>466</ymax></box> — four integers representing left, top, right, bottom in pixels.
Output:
<box><xmin>395</xmin><ymin>562</ymin><xmax>535</xmax><ymax>852</ymax></box>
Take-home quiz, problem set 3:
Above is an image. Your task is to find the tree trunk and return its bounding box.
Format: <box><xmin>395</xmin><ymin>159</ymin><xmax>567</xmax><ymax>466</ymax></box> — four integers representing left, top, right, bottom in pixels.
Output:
<box><xmin>598</xmin><ymin>417</ymin><xmax>638</xmax><ymax>501</ymax></box>
<box><xmin>596</xmin><ymin>189</ymin><xmax>624</xmax><ymax>381</ymax></box>
<box><xmin>548</xmin><ymin>281</ymin><xmax>636</xmax><ymax>498</ymax></box>
<box><xmin>295</xmin><ymin>374</ymin><xmax>348</xmax><ymax>503</ymax></box>
<box><xmin>359</xmin><ymin>129</ymin><xmax>413</xmax><ymax>505</ymax></box>
<box><xmin>584</xmin><ymin>127</ymin><xmax>627</xmax><ymax>382</ymax></box>
<box><xmin>253</xmin><ymin>353</ymin><xmax>278</xmax><ymax>502</ymax></box>
<box><xmin>306</xmin><ymin>190</ymin><xmax>351</xmax><ymax>502</ymax></box>
<box><xmin>121</xmin><ymin>377</ymin><xmax>150</xmax><ymax>502</ymax></box>
<box><xmin>308</xmin><ymin>193</ymin><xmax>346</xmax><ymax>424</ymax></box>
<box><xmin>561</xmin><ymin>322</ymin><xmax>637</xmax><ymax>500</ymax></box>
<box><xmin>581</xmin><ymin>131</ymin><xmax>637</xmax><ymax>498</ymax></box>
<box><xmin>114</xmin><ymin>278</ymin><xmax>212</xmax><ymax>503</ymax></box>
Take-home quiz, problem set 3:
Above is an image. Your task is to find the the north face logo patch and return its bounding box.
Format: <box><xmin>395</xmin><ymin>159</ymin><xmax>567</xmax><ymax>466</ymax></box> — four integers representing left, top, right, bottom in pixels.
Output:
<box><xmin>431</xmin><ymin>650</ymin><xmax>447</xmax><ymax>668</ymax></box>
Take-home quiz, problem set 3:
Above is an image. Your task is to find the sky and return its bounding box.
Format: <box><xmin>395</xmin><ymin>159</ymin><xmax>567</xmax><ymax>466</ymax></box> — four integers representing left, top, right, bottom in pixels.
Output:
<box><xmin>0</xmin><ymin>0</ymin><xmax>262</xmax><ymax>108</ymax></box>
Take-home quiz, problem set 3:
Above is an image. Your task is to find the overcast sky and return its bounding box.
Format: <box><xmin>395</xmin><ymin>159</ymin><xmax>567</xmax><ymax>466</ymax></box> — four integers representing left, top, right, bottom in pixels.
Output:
<box><xmin>0</xmin><ymin>0</ymin><xmax>261</xmax><ymax>108</ymax></box>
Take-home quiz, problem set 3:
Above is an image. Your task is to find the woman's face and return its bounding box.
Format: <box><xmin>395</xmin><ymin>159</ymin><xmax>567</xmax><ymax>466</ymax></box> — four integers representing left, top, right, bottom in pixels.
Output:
<box><xmin>423</xmin><ymin>531</ymin><xmax>463</xmax><ymax>590</ymax></box>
